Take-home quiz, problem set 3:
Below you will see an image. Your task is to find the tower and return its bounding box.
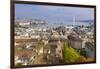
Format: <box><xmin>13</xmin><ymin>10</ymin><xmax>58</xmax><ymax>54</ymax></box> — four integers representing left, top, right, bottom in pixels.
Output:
<box><xmin>73</xmin><ymin>16</ymin><xmax>75</xmax><ymax>26</ymax></box>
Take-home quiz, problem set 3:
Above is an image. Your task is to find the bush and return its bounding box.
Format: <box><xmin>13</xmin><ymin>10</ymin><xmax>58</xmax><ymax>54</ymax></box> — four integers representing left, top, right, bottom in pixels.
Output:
<box><xmin>75</xmin><ymin>56</ymin><xmax>87</xmax><ymax>63</ymax></box>
<box><xmin>16</xmin><ymin>63</ymin><xmax>22</xmax><ymax>67</ymax></box>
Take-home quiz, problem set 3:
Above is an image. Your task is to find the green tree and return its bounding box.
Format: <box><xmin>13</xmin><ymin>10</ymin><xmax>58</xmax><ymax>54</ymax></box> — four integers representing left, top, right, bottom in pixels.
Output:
<box><xmin>79</xmin><ymin>48</ymin><xmax>87</xmax><ymax>57</ymax></box>
<box><xmin>62</xmin><ymin>42</ymin><xmax>80</xmax><ymax>63</ymax></box>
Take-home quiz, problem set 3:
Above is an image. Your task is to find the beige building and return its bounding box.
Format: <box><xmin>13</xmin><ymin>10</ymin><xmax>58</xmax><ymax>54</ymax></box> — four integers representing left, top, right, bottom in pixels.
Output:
<box><xmin>45</xmin><ymin>37</ymin><xmax>66</xmax><ymax>64</ymax></box>
<box><xmin>68</xmin><ymin>35</ymin><xmax>82</xmax><ymax>50</ymax></box>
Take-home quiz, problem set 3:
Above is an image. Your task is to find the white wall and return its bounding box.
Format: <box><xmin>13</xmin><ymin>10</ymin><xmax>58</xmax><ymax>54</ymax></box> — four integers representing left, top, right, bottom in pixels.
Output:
<box><xmin>0</xmin><ymin>0</ymin><xmax>100</xmax><ymax>69</ymax></box>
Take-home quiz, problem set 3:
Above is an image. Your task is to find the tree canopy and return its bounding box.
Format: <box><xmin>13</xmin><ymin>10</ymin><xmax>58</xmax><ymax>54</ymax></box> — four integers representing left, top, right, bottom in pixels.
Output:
<box><xmin>62</xmin><ymin>42</ymin><xmax>80</xmax><ymax>63</ymax></box>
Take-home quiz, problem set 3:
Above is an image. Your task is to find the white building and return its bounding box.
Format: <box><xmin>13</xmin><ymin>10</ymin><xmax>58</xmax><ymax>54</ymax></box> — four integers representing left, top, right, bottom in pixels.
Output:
<box><xmin>19</xmin><ymin>22</ymin><xmax>30</xmax><ymax>26</ymax></box>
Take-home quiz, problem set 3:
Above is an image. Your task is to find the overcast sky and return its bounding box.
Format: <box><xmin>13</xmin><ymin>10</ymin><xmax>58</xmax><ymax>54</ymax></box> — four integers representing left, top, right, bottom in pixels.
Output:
<box><xmin>15</xmin><ymin>4</ymin><xmax>94</xmax><ymax>23</ymax></box>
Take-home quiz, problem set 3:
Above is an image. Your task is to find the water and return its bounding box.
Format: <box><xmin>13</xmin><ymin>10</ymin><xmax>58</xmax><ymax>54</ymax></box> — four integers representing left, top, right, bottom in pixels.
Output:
<box><xmin>30</xmin><ymin>21</ymin><xmax>92</xmax><ymax>29</ymax></box>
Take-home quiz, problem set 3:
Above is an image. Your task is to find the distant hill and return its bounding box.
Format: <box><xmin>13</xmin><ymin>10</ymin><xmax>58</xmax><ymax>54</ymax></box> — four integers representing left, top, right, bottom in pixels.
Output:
<box><xmin>78</xmin><ymin>20</ymin><xmax>94</xmax><ymax>23</ymax></box>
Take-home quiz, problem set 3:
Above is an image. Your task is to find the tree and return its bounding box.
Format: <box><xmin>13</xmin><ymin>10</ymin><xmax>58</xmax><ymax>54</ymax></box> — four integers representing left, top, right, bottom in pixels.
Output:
<box><xmin>79</xmin><ymin>48</ymin><xmax>87</xmax><ymax>57</ymax></box>
<box><xmin>62</xmin><ymin>42</ymin><xmax>80</xmax><ymax>63</ymax></box>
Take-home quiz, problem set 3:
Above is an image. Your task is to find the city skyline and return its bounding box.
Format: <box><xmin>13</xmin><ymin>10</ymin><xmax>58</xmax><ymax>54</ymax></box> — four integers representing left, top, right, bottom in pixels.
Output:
<box><xmin>14</xmin><ymin>3</ymin><xmax>95</xmax><ymax>67</ymax></box>
<box><xmin>15</xmin><ymin>4</ymin><xmax>94</xmax><ymax>23</ymax></box>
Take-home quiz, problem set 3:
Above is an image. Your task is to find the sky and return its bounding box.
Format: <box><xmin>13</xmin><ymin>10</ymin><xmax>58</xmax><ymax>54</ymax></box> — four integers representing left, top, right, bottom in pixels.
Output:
<box><xmin>15</xmin><ymin>4</ymin><xmax>94</xmax><ymax>23</ymax></box>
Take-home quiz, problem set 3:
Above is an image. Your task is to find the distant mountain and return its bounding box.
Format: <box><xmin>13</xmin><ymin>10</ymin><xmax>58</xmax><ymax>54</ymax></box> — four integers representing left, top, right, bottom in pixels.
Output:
<box><xmin>78</xmin><ymin>20</ymin><xmax>94</xmax><ymax>23</ymax></box>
